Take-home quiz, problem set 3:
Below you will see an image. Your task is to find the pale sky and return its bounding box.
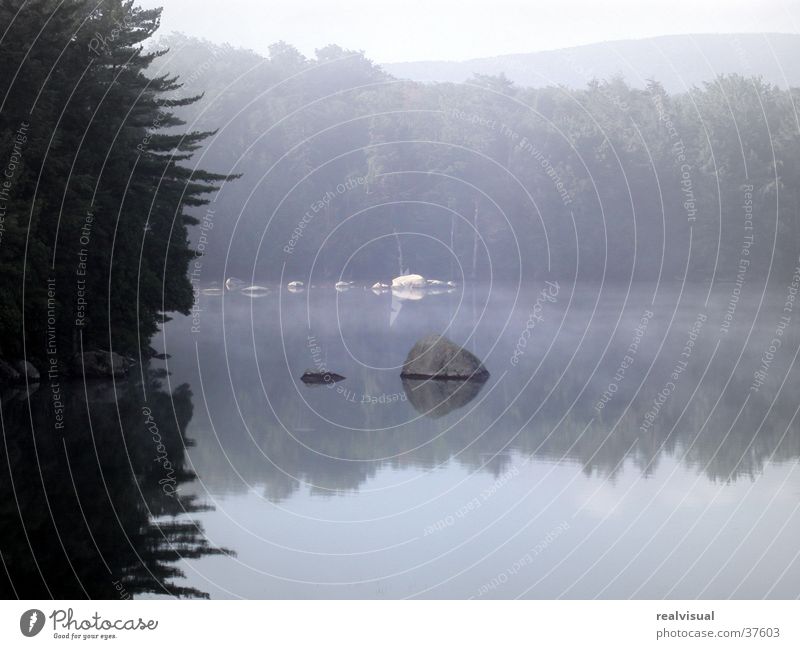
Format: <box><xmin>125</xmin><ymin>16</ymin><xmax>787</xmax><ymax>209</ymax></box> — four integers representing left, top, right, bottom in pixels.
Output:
<box><xmin>136</xmin><ymin>0</ymin><xmax>800</xmax><ymax>63</ymax></box>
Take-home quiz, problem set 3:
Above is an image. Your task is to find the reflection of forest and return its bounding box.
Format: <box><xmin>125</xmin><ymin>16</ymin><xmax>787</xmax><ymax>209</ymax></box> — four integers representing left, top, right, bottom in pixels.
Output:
<box><xmin>179</xmin><ymin>287</ymin><xmax>800</xmax><ymax>501</ymax></box>
<box><xmin>0</xmin><ymin>379</ymin><xmax>225</xmax><ymax>599</ymax></box>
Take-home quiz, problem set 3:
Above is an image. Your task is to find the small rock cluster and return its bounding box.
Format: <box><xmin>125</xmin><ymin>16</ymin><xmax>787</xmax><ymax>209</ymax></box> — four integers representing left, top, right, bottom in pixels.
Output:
<box><xmin>0</xmin><ymin>350</ymin><xmax>134</xmax><ymax>386</ymax></box>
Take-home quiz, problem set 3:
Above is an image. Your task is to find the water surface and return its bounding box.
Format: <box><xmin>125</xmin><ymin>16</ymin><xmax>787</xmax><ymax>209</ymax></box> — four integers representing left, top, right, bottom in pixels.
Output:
<box><xmin>3</xmin><ymin>280</ymin><xmax>800</xmax><ymax>599</ymax></box>
<box><xmin>165</xmin><ymin>280</ymin><xmax>800</xmax><ymax>598</ymax></box>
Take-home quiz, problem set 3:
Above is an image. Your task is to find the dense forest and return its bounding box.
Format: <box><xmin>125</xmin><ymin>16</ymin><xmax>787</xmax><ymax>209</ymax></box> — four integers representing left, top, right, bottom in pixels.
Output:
<box><xmin>0</xmin><ymin>1</ymin><xmax>229</xmax><ymax>369</ymax></box>
<box><xmin>153</xmin><ymin>34</ymin><xmax>800</xmax><ymax>291</ymax></box>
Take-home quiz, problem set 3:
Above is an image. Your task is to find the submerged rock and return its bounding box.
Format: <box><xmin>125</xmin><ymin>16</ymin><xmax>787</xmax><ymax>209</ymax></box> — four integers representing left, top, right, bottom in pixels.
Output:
<box><xmin>1</xmin><ymin>383</ymin><xmax>40</xmax><ymax>402</ymax></box>
<box><xmin>402</xmin><ymin>377</ymin><xmax>486</xmax><ymax>418</ymax></box>
<box><xmin>13</xmin><ymin>360</ymin><xmax>40</xmax><ymax>382</ymax></box>
<box><xmin>300</xmin><ymin>369</ymin><xmax>346</xmax><ymax>385</ymax></box>
<box><xmin>400</xmin><ymin>335</ymin><xmax>489</xmax><ymax>380</ymax></box>
<box><xmin>71</xmin><ymin>350</ymin><xmax>129</xmax><ymax>378</ymax></box>
<box><xmin>426</xmin><ymin>287</ymin><xmax>454</xmax><ymax>296</ymax></box>
<box><xmin>0</xmin><ymin>360</ymin><xmax>21</xmax><ymax>384</ymax></box>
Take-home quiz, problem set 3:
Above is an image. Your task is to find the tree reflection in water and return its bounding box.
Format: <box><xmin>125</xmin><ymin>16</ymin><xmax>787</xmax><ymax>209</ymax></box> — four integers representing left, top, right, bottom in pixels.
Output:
<box><xmin>0</xmin><ymin>378</ymin><xmax>227</xmax><ymax>599</ymax></box>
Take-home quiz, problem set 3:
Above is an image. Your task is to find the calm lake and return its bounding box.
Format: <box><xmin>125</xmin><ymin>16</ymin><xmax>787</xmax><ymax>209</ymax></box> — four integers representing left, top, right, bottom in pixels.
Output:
<box><xmin>4</xmin><ymin>280</ymin><xmax>800</xmax><ymax>599</ymax></box>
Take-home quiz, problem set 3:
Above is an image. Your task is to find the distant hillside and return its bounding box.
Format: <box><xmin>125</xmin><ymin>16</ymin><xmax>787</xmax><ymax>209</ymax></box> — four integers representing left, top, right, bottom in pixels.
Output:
<box><xmin>384</xmin><ymin>33</ymin><xmax>800</xmax><ymax>90</ymax></box>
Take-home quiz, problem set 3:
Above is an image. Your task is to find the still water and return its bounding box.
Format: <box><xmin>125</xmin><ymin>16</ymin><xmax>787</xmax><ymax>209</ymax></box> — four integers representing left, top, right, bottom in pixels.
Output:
<box><xmin>3</xmin><ymin>281</ymin><xmax>800</xmax><ymax>598</ymax></box>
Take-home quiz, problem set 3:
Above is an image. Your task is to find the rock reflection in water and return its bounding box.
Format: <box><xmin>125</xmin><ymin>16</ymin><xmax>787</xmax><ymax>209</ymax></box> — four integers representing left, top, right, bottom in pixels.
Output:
<box><xmin>402</xmin><ymin>378</ymin><xmax>487</xmax><ymax>418</ymax></box>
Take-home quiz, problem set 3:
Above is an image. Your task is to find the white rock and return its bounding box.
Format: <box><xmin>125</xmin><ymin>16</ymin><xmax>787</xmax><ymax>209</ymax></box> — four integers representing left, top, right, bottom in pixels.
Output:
<box><xmin>225</xmin><ymin>277</ymin><xmax>246</xmax><ymax>290</ymax></box>
<box><xmin>391</xmin><ymin>274</ymin><xmax>426</xmax><ymax>289</ymax></box>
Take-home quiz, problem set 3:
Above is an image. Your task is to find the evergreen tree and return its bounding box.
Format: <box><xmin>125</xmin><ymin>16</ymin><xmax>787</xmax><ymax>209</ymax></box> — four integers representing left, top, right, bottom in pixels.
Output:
<box><xmin>0</xmin><ymin>0</ymin><xmax>232</xmax><ymax>365</ymax></box>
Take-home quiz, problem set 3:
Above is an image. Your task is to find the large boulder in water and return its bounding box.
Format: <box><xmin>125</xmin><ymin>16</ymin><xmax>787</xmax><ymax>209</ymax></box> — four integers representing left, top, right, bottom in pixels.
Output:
<box><xmin>391</xmin><ymin>274</ymin><xmax>426</xmax><ymax>289</ymax></box>
<box><xmin>400</xmin><ymin>335</ymin><xmax>489</xmax><ymax>380</ymax></box>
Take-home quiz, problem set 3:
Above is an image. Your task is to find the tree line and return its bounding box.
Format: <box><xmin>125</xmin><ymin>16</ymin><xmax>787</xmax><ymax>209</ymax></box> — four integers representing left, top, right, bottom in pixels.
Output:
<box><xmin>156</xmin><ymin>34</ymin><xmax>800</xmax><ymax>290</ymax></box>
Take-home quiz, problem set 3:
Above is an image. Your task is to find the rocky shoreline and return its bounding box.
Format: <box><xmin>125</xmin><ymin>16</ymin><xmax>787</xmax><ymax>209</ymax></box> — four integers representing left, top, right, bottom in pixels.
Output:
<box><xmin>0</xmin><ymin>350</ymin><xmax>141</xmax><ymax>386</ymax></box>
